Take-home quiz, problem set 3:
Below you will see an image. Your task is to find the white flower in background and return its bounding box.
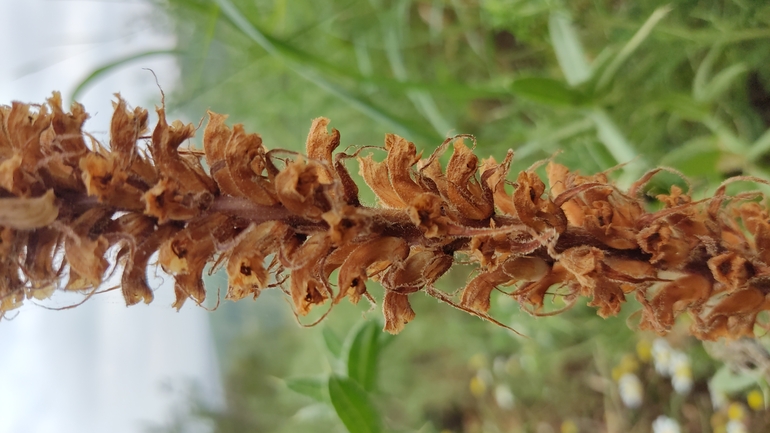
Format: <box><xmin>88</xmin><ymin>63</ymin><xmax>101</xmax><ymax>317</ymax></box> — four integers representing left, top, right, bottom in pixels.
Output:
<box><xmin>494</xmin><ymin>384</ymin><xmax>515</xmax><ymax>410</ymax></box>
<box><xmin>477</xmin><ymin>368</ymin><xmax>494</xmax><ymax>386</ymax></box>
<box><xmin>669</xmin><ymin>351</ymin><xmax>692</xmax><ymax>395</ymax></box>
<box><xmin>652</xmin><ymin>339</ymin><xmax>673</xmax><ymax>376</ymax></box>
<box><xmin>618</xmin><ymin>373</ymin><xmax>644</xmax><ymax>409</ymax></box>
<box><xmin>493</xmin><ymin>356</ymin><xmax>507</xmax><ymax>377</ymax></box>
<box><xmin>726</xmin><ymin>420</ymin><xmax>748</xmax><ymax>433</ymax></box>
<box><xmin>652</xmin><ymin>415</ymin><xmax>680</xmax><ymax>433</ymax></box>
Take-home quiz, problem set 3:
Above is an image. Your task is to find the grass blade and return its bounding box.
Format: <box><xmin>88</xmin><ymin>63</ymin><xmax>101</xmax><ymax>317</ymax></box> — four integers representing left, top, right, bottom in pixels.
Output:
<box><xmin>213</xmin><ymin>0</ymin><xmax>442</xmax><ymax>143</ymax></box>
<box><xmin>510</xmin><ymin>77</ymin><xmax>587</xmax><ymax>106</ymax></box>
<box><xmin>596</xmin><ymin>5</ymin><xmax>671</xmax><ymax>91</ymax></box>
<box><xmin>548</xmin><ymin>11</ymin><xmax>592</xmax><ymax>86</ymax></box>
<box><xmin>71</xmin><ymin>50</ymin><xmax>180</xmax><ymax>101</ymax></box>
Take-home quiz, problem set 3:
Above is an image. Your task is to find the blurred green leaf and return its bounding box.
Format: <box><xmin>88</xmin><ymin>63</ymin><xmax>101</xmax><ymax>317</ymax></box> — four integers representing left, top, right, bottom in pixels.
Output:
<box><xmin>285</xmin><ymin>376</ymin><xmax>330</xmax><ymax>403</ymax></box>
<box><xmin>212</xmin><ymin>0</ymin><xmax>441</xmax><ymax>143</ymax></box>
<box><xmin>697</xmin><ymin>63</ymin><xmax>749</xmax><ymax>103</ymax></box>
<box><xmin>343</xmin><ymin>320</ymin><xmax>381</xmax><ymax>392</ymax></box>
<box><xmin>660</xmin><ymin>135</ymin><xmax>721</xmax><ymax>178</ymax></box>
<box><xmin>596</xmin><ymin>5</ymin><xmax>671</xmax><ymax>91</ymax></box>
<box><xmin>589</xmin><ymin>109</ymin><xmax>647</xmax><ymax>186</ymax></box>
<box><xmin>71</xmin><ymin>49</ymin><xmax>180</xmax><ymax>101</ymax></box>
<box><xmin>747</xmin><ymin>128</ymin><xmax>770</xmax><ymax>162</ymax></box>
<box><xmin>709</xmin><ymin>365</ymin><xmax>762</xmax><ymax>395</ymax></box>
<box><xmin>322</xmin><ymin>326</ymin><xmax>343</xmax><ymax>359</ymax></box>
<box><xmin>328</xmin><ymin>375</ymin><xmax>383</xmax><ymax>433</ymax></box>
<box><xmin>510</xmin><ymin>77</ymin><xmax>587</xmax><ymax>106</ymax></box>
<box><xmin>548</xmin><ymin>11</ymin><xmax>592</xmax><ymax>86</ymax></box>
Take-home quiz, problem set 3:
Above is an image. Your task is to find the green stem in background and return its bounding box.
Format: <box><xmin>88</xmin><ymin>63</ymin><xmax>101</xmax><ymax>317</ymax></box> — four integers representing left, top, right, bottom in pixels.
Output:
<box><xmin>213</xmin><ymin>0</ymin><xmax>443</xmax><ymax>143</ymax></box>
<box><xmin>72</xmin><ymin>49</ymin><xmax>181</xmax><ymax>101</ymax></box>
<box><xmin>588</xmin><ymin>109</ymin><xmax>647</xmax><ymax>188</ymax></box>
<box><xmin>595</xmin><ymin>5</ymin><xmax>672</xmax><ymax>91</ymax></box>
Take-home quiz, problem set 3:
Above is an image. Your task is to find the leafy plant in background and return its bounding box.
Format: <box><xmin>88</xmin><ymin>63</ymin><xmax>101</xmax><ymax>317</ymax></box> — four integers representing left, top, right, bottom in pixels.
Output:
<box><xmin>9</xmin><ymin>0</ymin><xmax>770</xmax><ymax>432</ymax></box>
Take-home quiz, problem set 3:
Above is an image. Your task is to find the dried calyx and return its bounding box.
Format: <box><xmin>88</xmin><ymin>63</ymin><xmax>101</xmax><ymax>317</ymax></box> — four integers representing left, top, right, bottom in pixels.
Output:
<box><xmin>2</xmin><ymin>93</ymin><xmax>770</xmax><ymax>339</ymax></box>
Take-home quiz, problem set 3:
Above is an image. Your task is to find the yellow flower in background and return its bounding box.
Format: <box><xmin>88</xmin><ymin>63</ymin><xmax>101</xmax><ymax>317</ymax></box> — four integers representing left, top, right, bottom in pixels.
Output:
<box><xmin>560</xmin><ymin>420</ymin><xmax>579</xmax><ymax>433</ymax></box>
<box><xmin>470</xmin><ymin>375</ymin><xmax>486</xmax><ymax>397</ymax></box>
<box><xmin>727</xmin><ymin>402</ymin><xmax>746</xmax><ymax>421</ymax></box>
<box><xmin>747</xmin><ymin>389</ymin><xmax>764</xmax><ymax>410</ymax></box>
<box><xmin>620</xmin><ymin>354</ymin><xmax>639</xmax><ymax>373</ymax></box>
<box><xmin>612</xmin><ymin>353</ymin><xmax>639</xmax><ymax>381</ymax></box>
<box><xmin>468</xmin><ymin>353</ymin><xmax>487</xmax><ymax>370</ymax></box>
<box><xmin>636</xmin><ymin>339</ymin><xmax>652</xmax><ymax>363</ymax></box>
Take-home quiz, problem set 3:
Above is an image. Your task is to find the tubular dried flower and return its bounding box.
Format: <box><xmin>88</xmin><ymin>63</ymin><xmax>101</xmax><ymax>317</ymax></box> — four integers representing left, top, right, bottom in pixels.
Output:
<box><xmin>2</xmin><ymin>92</ymin><xmax>770</xmax><ymax>340</ymax></box>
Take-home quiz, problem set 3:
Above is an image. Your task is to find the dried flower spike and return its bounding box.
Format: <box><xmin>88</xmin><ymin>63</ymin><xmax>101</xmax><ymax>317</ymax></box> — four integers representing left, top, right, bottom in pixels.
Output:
<box><xmin>2</xmin><ymin>92</ymin><xmax>770</xmax><ymax>340</ymax></box>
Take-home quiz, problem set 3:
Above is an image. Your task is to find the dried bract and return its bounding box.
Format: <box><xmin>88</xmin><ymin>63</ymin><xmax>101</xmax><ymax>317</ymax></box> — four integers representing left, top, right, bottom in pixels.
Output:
<box><xmin>2</xmin><ymin>93</ymin><xmax>770</xmax><ymax>340</ymax></box>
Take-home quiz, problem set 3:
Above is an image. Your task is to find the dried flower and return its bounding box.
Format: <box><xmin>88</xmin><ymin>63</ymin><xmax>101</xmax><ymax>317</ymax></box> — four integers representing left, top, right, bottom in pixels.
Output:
<box><xmin>2</xmin><ymin>93</ymin><xmax>770</xmax><ymax>340</ymax></box>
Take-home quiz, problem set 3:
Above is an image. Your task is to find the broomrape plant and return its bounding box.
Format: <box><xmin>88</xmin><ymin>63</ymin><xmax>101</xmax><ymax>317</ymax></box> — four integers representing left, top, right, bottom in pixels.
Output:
<box><xmin>3</xmin><ymin>92</ymin><xmax>770</xmax><ymax>340</ymax></box>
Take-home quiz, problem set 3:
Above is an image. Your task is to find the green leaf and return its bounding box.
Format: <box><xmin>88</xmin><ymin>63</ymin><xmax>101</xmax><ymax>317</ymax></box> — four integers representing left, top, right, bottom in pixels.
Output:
<box><xmin>343</xmin><ymin>320</ymin><xmax>381</xmax><ymax>392</ymax></box>
<box><xmin>548</xmin><ymin>11</ymin><xmax>592</xmax><ymax>86</ymax></box>
<box><xmin>709</xmin><ymin>365</ymin><xmax>761</xmax><ymax>395</ymax></box>
<box><xmin>697</xmin><ymin>63</ymin><xmax>749</xmax><ymax>103</ymax></box>
<box><xmin>322</xmin><ymin>326</ymin><xmax>343</xmax><ymax>359</ymax></box>
<box><xmin>212</xmin><ymin>0</ymin><xmax>442</xmax><ymax>144</ymax></box>
<box><xmin>589</xmin><ymin>109</ymin><xmax>647</xmax><ymax>188</ymax></box>
<box><xmin>285</xmin><ymin>375</ymin><xmax>329</xmax><ymax>403</ymax></box>
<box><xmin>510</xmin><ymin>77</ymin><xmax>586</xmax><ymax>106</ymax></box>
<box><xmin>328</xmin><ymin>375</ymin><xmax>383</xmax><ymax>433</ymax></box>
<box><xmin>747</xmin><ymin>128</ymin><xmax>770</xmax><ymax>162</ymax></box>
<box><xmin>660</xmin><ymin>136</ymin><xmax>721</xmax><ymax>178</ymax></box>
<box><xmin>71</xmin><ymin>49</ymin><xmax>180</xmax><ymax>101</ymax></box>
<box><xmin>596</xmin><ymin>5</ymin><xmax>671</xmax><ymax>91</ymax></box>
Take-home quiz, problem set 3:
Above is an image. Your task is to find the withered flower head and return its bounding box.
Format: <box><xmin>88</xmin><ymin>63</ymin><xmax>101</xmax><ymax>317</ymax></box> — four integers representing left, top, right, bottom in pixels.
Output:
<box><xmin>2</xmin><ymin>93</ymin><xmax>770</xmax><ymax>341</ymax></box>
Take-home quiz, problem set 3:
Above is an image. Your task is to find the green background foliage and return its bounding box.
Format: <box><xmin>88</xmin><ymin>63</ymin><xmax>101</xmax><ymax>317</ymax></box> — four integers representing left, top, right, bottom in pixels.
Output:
<box><xmin>98</xmin><ymin>0</ymin><xmax>770</xmax><ymax>431</ymax></box>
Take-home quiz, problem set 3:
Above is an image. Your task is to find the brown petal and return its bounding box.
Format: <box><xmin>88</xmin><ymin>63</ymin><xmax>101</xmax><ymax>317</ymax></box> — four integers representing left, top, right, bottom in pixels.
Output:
<box><xmin>225</xmin><ymin>124</ymin><xmax>278</xmax><ymax>206</ymax></box>
<box><xmin>445</xmin><ymin>139</ymin><xmax>493</xmax><ymax>220</ymax></box>
<box><xmin>501</xmin><ymin>256</ymin><xmax>549</xmax><ymax>282</ymax></box>
<box><xmin>337</xmin><ymin>237</ymin><xmax>410</xmax><ymax>304</ymax></box>
<box><xmin>0</xmin><ymin>189</ymin><xmax>58</xmax><ymax>229</ymax></box>
<box><xmin>513</xmin><ymin>171</ymin><xmax>566</xmax><ymax>233</ymax></box>
<box><xmin>358</xmin><ymin>154</ymin><xmax>405</xmax><ymax>208</ymax></box>
<box><xmin>460</xmin><ymin>267</ymin><xmax>512</xmax><ymax>313</ymax></box>
<box><xmin>385</xmin><ymin>250</ymin><xmax>453</xmax><ymax>293</ymax></box>
<box><xmin>708</xmin><ymin>252</ymin><xmax>751</xmax><ymax>292</ymax></box>
<box><xmin>305</xmin><ymin>117</ymin><xmax>340</xmax><ymax>184</ymax></box>
<box><xmin>290</xmin><ymin>266</ymin><xmax>328</xmax><ymax>316</ymax></box>
<box><xmin>80</xmin><ymin>152</ymin><xmax>144</xmax><ymax>210</ymax></box>
<box><xmin>384</xmin><ymin>134</ymin><xmax>424</xmax><ymax>203</ymax></box>
<box><xmin>274</xmin><ymin>157</ymin><xmax>331</xmax><ymax>220</ymax></box>
<box><xmin>226</xmin><ymin>221</ymin><xmax>291</xmax><ymax>300</ymax></box>
<box><xmin>121</xmin><ymin>224</ymin><xmax>178</xmax><ymax>306</ymax></box>
<box><xmin>143</xmin><ymin>177</ymin><xmax>214</xmax><ymax>223</ymax></box>
<box><xmin>110</xmin><ymin>95</ymin><xmax>149</xmax><ymax>161</ymax></box>
<box><xmin>481</xmin><ymin>151</ymin><xmax>516</xmax><ymax>216</ymax></box>
<box><xmin>407</xmin><ymin>193</ymin><xmax>454</xmax><ymax>238</ymax></box>
<box><xmin>642</xmin><ymin>273</ymin><xmax>711</xmax><ymax>333</ymax></box>
<box><xmin>203</xmin><ymin>111</ymin><xmax>243</xmax><ymax>198</ymax></box>
<box><xmin>383</xmin><ymin>291</ymin><xmax>416</xmax><ymax>334</ymax></box>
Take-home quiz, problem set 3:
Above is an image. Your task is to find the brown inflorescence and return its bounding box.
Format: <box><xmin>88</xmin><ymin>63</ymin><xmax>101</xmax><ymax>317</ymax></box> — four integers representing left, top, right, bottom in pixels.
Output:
<box><xmin>2</xmin><ymin>93</ymin><xmax>770</xmax><ymax>339</ymax></box>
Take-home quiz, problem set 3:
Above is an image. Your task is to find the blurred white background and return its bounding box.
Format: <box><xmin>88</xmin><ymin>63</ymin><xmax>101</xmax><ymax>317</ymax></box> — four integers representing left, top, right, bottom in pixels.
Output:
<box><xmin>0</xmin><ymin>1</ymin><xmax>223</xmax><ymax>432</ymax></box>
